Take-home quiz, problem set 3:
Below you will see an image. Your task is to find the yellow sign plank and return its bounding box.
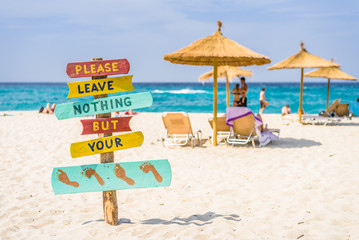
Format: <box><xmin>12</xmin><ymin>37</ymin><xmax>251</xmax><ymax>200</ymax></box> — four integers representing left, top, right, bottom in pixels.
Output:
<box><xmin>70</xmin><ymin>131</ymin><xmax>144</xmax><ymax>158</ymax></box>
<box><xmin>67</xmin><ymin>75</ymin><xmax>134</xmax><ymax>99</ymax></box>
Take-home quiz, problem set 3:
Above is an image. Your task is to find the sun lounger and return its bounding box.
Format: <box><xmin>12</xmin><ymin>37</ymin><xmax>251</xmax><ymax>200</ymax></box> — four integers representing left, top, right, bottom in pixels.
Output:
<box><xmin>334</xmin><ymin>103</ymin><xmax>350</xmax><ymax>117</ymax></box>
<box><xmin>226</xmin><ymin>107</ymin><xmax>279</xmax><ymax>147</ymax></box>
<box><xmin>301</xmin><ymin>115</ymin><xmax>342</xmax><ymax>126</ymax></box>
<box><xmin>208</xmin><ymin>116</ymin><xmax>230</xmax><ymax>144</ymax></box>
<box><xmin>301</xmin><ymin>99</ymin><xmax>344</xmax><ymax>125</ymax></box>
<box><xmin>162</xmin><ymin>112</ymin><xmax>202</xmax><ymax>147</ymax></box>
<box><xmin>323</xmin><ymin>99</ymin><xmax>340</xmax><ymax>117</ymax></box>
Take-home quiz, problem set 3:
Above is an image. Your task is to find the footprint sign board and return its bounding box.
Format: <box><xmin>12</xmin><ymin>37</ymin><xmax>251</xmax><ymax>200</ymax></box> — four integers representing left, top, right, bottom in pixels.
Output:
<box><xmin>52</xmin><ymin>160</ymin><xmax>171</xmax><ymax>194</ymax></box>
<box><xmin>53</xmin><ymin>57</ymin><xmax>171</xmax><ymax>226</ymax></box>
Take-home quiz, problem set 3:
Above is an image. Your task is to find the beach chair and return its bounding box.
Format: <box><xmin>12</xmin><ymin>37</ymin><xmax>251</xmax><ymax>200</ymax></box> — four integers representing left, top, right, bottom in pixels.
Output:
<box><xmin>162</xmin><ymin>112</ymin><xmax>202</xmax><ymax>147</ymax></box>
<box><xmin>301</xmin><ymin>99</ymin><xmax>343</xmax><ymax>125</ymax></box>
<box><xmin>208</xmin><ymin>116</ymin><xmax>230</xmax><ymax>144</ymax></box>
<box><xmin>227</xmin><ymin>114</ymin><xmax>257</xmax><ymax>147</ymax></box>
<box><xmin>322</xmin><ymin>99</ymin><xmax>340</xmax><ymax>117</ymax></box>
<box><xmin>334</xmin><ymin>103</ymin><xmax>350</xmax><ymax>117</ymax></box>
<box><xmin>227</xmin><ymin>114</ymin><xmax>280</xmax><ymax>147</ymax></box>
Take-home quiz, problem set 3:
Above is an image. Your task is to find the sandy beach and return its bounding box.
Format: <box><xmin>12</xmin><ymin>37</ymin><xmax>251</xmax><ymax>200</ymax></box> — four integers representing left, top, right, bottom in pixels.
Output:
<box><xmin>0</xmin><ymin>111</ymin><xmax>358</xmax><ymax>240</ymax></box>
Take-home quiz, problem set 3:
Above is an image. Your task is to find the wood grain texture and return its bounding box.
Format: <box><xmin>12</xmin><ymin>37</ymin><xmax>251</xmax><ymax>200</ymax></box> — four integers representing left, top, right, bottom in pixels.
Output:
<box><xmin>70</xmin><ymin>131</ymin><xmax>144</xmax><ymax>158</ymax></box>
<box><xmin>51</xmin><ymin>160</ymin><xmax>172</xmax><ymax>194</ymax></box>
<box><xmin>66</xmin><ymin>59</ymin><xmax>130</xmax><ymax>78</ymax></box>
<box><xmin>80</xmin><ymin>116</ymin><xmax>132</xmax><ymax>135</ymax></box>
<box><xmin>91</xmin><ymin>58</ymin><xmax>118</xmax><ymax>226</ymax></box>
<box><xmin>67</xmin><ymin>75</ymin><xmax>134</xmax><ymax>98</ymax></box>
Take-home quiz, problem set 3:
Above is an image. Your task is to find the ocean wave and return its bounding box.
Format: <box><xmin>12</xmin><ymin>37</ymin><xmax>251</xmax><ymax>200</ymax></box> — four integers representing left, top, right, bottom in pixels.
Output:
<box><xmin>152</xmin><ymin>89</ymin><xmax>208</xmax><ymax>94</ymax></box>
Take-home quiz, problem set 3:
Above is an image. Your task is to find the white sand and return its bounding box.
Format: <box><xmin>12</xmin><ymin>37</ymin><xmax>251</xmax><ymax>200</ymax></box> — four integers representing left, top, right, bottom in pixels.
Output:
<box><xmin>0</xmin><ymin>111</ymin><xmax>358</xmax><ymax>240</ymax></box>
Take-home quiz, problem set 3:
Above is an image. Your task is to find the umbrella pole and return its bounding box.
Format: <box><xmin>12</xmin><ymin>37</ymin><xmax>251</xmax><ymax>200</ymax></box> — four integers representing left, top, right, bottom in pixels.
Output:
<box><xmin>298</xmin><ymin>68</ymin><xmax>304</xmax><ymax>123</ymax></box>
<box><xmin>213</xmin><ymin>61</ymin><xmax>218</xmax><ymax>146</ymax></box>
<box><xmin>326</xmin><ymin>78</ymin><xmax>331</xmax><ymax>110</ymax></box>
<box><xmin>226</xmin><ymin>74</ymin><xmax>229</xmax><ymax>107</ymax></box>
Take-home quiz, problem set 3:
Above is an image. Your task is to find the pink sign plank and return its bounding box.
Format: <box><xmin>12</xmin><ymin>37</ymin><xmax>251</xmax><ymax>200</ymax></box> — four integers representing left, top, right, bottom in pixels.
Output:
<box><xmin>66</xmin><ymin>59</ymin><xmax>130</xmax><ymax>78</ymax></box>
<box><xmin>80</xmin><ymin>116</ymin><xmax>132</xmax><ymax>135</ymax></box>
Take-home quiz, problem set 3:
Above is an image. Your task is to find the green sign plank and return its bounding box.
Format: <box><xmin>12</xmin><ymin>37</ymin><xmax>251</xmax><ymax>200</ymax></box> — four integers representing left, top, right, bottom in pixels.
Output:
<box><xmin>51</xmin><ymin>159</ymin><xmax>171</xmax><ymax>194</ymax></box>
<box><xmin>67</xmin><ymin>76</ymin><xmax>134</xmax><ymax>99</ymax></box>
<box><xmin>54</xmin><ymin>92</ymin><xmax>152</xmax><ymax>120</ymax></box>
<box><xmin>70</xmin><ymin>131</ymin><xmax>144</xmax><ymax>158</ymax></box>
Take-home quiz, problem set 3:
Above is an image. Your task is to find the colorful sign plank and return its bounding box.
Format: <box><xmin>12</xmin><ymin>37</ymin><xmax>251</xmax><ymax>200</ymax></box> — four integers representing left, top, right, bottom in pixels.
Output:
<box><xmin>70</xmin><ymin>131</ymin><xmax>144</xmax><ymax>158</ymax></box>
<box><xmin>67</xmin><ymin>76</ymin><xmax>134</xmax><ymax>99</ymax></box>
<box><xmin>51</xmin><ymin>159</ymin><xmax>171</xmax><ymax>194</ymax></box>
<box><xmin>66</xmin><ymin>59</ymin><xmax>130</xmax><ymax>78</ymax></box>
<box><xmin>80</xmin><ymin>116</ymin><xmax>132</xmax><ymax>135</ymax></box>
<box><xmin>54</xmin><ymin>92</ymin><xmax>152</xmax><ymax>120</ymax></box>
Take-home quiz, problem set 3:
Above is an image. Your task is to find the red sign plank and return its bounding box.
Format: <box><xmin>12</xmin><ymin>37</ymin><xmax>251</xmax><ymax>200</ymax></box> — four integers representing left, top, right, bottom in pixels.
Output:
<box><xmin>66</xmin><ymin>59</ymin><xmax>130</xmax><ymax>78</ymax></box>
<box><xmin>80</xmin><ymin>116</ymin><xmax>132</xmax><ymax>135</ymax></box>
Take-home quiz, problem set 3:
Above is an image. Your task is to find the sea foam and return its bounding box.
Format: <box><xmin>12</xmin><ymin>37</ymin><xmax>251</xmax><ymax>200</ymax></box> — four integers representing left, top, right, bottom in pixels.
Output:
<box><xmin>152</xmin><ymin>89</ymin><xmax>208</xmax><ymax>94</ymax></box>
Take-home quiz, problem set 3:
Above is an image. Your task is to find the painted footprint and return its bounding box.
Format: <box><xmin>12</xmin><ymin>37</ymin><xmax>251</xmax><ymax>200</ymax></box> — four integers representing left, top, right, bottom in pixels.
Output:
<box><xmin>139</xmin><ymin>162</ymin><xmax>163</xmax><ymax>183</ymax></box>
<box><xmin>56</xmin><ymin>169</ymin><xmax>79</xmax><ymax>187</ymax></box>
<box><xmin>81</xmin><ymin>168</ymin><xmax>104</xmax><ymax>186</ymax></box>
<box><xmin>113</xmin><ymin>164</ymin><xmax>135</xmax><ymax>185</ymax></box>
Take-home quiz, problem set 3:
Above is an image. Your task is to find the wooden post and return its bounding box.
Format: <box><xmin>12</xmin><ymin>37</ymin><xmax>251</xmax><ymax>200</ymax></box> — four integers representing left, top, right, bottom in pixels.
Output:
<box><xmin>298</xmin><ymin>68</ymin><xmax>304</xmax><ymax>123</ymax></box>
<box><xmin>213</xmin><ymin>60</ymin><xmax>218</xmax><ymax>146</ymax></box>
<box><xmin>226</xmin><ymin>74</ymin><xmax>230</xmax><ymax>108</ymax></box>
<box><xmin>326</xmin><ymin>78</ymin><xmax>331</xmax><ymax>110</ymax></box>
<box><xmin>91</xmin><ymin>58</ymin><xmax>118</xmax><ymax>225</ymax></box>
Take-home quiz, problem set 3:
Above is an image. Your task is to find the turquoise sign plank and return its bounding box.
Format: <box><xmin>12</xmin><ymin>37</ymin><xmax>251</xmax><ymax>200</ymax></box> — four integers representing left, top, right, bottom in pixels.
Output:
<box><xmin>54</xmin><ymin>92</ymin><xmax>153</xmax><ymax>120</ymax></box>
<box><xmin>51</xmin><ymin>159</ymin><xmax>171</xmax><ymax>195</ymax></box>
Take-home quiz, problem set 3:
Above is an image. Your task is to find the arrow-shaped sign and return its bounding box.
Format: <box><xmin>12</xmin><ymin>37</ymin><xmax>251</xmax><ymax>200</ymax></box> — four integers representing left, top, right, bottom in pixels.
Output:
<box><xmin>54</xmin><ymin>92</ymin><xmax>153</xmax><ymax>120</ymax></box>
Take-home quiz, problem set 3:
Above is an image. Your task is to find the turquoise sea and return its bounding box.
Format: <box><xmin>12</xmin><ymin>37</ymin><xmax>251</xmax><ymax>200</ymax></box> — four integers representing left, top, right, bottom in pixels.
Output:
<box><xmin>1</xmin><ymin>82</ymin><xmax>358</xmax><ymax>114</ymax></box>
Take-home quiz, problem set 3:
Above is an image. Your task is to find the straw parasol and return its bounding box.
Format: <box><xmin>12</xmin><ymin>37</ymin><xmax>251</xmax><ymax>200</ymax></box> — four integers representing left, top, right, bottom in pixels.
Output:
<box><xmin>164</xmin><ymin>21</ymin><xmax>270</xmax><ymax>146</ymax></box>
<box><xmin>199</xmin><ymin>66</ymin><xmax>252</xmax><ymax>107</ymax></box>
<box><xmin>268</xmin><ymin>42</ymin><xmax>340</xmax><ymax>122</ymax></box>
<box><xmin>304</xmin><ymin>59</ymin><xmax>357</xmax><ymax>109</ymax></box>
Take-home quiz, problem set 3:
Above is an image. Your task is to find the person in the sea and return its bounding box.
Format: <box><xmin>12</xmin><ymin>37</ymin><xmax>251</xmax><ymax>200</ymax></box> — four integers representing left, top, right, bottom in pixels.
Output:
<box><xmin>259</xmin><ymin>88</ymin><xmax>269</xmax><ymax>114</ymax></box>
<box><xmin>39</xmin><ymin>103</ymin><xmax>56</xmax><ymax>114</ymax></box>
<box><xmin>281</xmin><ymin>104</ymin><xmax>291</xmax><ymax>116</ymax></box>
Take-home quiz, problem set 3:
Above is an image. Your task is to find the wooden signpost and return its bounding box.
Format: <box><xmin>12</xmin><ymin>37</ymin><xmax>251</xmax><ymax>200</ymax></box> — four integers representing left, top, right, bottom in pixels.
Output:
<box><xmin>80</xmin><ymin>116</ymin><xmax>132</xmax><ymax>135</ymax></box>
<box><xmin>67</xmin><ymin>75</ymin><xmax>134</xmax><ymax>98</ymax></box>
<box><xmin>52</xmin><ymin>58</ymin><xmax>171</xmax><ymax>226</ymax></box>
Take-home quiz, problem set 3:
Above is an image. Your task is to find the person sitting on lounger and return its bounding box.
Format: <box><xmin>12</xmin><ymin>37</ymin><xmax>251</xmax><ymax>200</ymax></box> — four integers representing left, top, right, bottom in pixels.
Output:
<box><xmin>256</xmin><ymin>113</ymin><xmax>269</xmax><ymax>132</ymax></box>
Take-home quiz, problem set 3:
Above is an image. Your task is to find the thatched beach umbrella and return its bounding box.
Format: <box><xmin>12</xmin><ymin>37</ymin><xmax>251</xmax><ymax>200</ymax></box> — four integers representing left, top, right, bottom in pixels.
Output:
<box><xmin>199</xmin><ymin>66</ymin><xmax>252</xmax><ymax>107</ymax></box>
<box><xmin>164</xmin><ymin>21</ymin><xmax>270</xmax><ymax>146</ymax></box>
<box><xmin>304</xmin><ymin>60</ymin><xmax>357</xmax><ymax>109</ymax></box>
<box><xmin>268</xmin><ymin>42</ymin><xmax>340</xmax><ymax>123</ymax></box>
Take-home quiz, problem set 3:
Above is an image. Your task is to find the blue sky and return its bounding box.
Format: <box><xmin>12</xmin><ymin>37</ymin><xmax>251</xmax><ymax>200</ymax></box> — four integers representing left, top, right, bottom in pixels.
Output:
<box><xmin>0</xmin><ymin>0</ymin><xmax>358</xmax><ymax>83</ymax></box>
